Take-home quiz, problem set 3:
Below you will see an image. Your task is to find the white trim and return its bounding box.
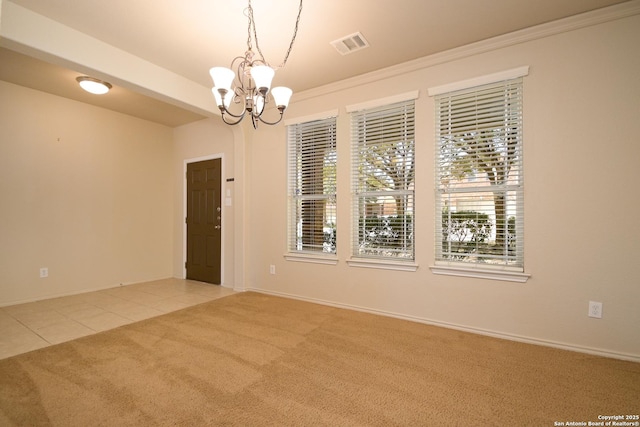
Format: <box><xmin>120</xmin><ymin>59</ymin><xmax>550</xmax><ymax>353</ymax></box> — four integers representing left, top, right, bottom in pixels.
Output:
<box><xmin>345</xmin><ymin>90</ymin><xmax>420</xmax><ymax>113</ymax></box>
<box><xmin>284</xmin><ymin>109</ymin><xmax>339</xmax><ymax>126</ymax></box>
<box><xmin>294</xmin><ymin>2</ymin><xmax>639</xmax><ymax>103</ymax></box>
<box><xmin>246</xmin><ymin>288</ymin><xmax>640</xmax><ymax>363</ymax></box>
<box><xmin>183</xmin><ymin>153</ymin><xmax>225</xmax><ymax>284</ymax></box>
<box><xmin>284</xmin><ymin>253</ymin><xmax>339</xmax><ymax>265</ymax></box>
<box><xmin>0</xmin><ymin>2</ymin><xmax>216</xmax><ymax>117</ymax></box>
<box><xmin>347</xmin><ymin>258</ymin><xmax>419</xmax><ymax>272</ymax></box>
<box><xmin>427</xmin><ymin>66</ymin><xmax>530</xmax><ymax>96</ymax></box>
<box><xmin>430</xmin><ymin>265</ymin><xmax>530</xmax><ymax>283</ymax></box>
<box><xmin>0</xmin><ymin>277</ymin><xmax>168</xmax><ymax>307</ymax></box>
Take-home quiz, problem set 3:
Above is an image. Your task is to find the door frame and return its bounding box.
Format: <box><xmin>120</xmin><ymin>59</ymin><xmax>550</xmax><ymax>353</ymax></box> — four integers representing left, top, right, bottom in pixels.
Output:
<box><xmin>183</xmin><ymin>153</ymin><xmax>225</xmax><ymax>284</ymax></box>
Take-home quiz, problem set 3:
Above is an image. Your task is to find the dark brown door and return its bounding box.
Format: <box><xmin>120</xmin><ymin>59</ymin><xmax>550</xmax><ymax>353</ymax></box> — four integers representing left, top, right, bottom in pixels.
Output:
<box><xmin>186</xmin><ymin>158</ymin><xmax>221</xmax><ymax>284</ymax></box>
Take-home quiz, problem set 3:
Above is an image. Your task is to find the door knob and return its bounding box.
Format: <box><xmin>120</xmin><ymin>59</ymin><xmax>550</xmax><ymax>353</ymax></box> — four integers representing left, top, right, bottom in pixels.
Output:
<box><xmin>215</xmin><ymin>225</ymin><xmax>221</xmax><ymax>229</ymax></box>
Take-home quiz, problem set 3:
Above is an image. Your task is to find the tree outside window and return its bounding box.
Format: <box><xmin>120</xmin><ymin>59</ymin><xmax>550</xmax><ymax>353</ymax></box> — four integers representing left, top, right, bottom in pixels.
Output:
<box><xmin>435</xmin><ymin>78</ymin><xmax>524</xmax><ymax>268</ymax></box>
<box><xmin>288</xmin><ymin>116</ymin><xmax>337</xmax><ymax>254</ymax></box>
<box><xmin>351</xmin><ymin>99</ymin><xmax>415</xmax><ymax>260</ymax></box>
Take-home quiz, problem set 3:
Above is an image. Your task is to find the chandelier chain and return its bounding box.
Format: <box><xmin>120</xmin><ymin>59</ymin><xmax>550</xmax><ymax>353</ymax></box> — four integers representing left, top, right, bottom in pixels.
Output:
<box><xmin>246</xmin><ymin>2</ymin><xmax>254</xmax><ymax>55</ymax></box>
<box><xmin>212</xmin><ymin>0</ymin><xmax>302</xmax><ymax>128</ymax></box>
<box><xmin>247</xmin><ymin>0</ymin><xmax>303</xmax><ymax>69</ymax></box>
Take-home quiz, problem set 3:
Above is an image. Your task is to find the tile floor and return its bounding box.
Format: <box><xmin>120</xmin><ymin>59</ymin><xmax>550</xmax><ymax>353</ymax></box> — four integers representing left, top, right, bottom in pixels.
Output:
<box><xmin>0</xmin><ymin>278</ymin><xmax>235</xmax><ymax>360</ymax></box>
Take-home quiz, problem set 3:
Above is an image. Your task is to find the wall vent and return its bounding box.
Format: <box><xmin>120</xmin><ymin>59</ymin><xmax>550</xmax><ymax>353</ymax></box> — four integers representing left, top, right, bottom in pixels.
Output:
<box><xmin>330</xmin><ymin>32</ymin><xmax>370</xmax><ymax>55</ymax></box>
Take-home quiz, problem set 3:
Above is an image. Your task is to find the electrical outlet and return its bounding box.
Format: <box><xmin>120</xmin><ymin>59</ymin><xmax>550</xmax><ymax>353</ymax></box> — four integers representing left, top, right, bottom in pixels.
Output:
<box><xmin>269</xmin><ymin>265</ymin><xmax>276</xmax><ymax>275</ymax></box>
<box><xmin>39</xmin><ymin>267</ymin><xmax>48</xmax><ymax>278</ymax></box>
<box><xmin>588</xmin><ymin>301</ymin><xmax>603</xmax><ymax>318</ymax></box>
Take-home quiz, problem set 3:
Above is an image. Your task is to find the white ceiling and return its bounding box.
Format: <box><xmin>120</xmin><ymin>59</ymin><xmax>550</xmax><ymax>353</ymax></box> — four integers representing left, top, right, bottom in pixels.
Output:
<box><xmin>0</xmin><ymin>0</ymin><xmax>633</xmax><ymax>126</ymax></box>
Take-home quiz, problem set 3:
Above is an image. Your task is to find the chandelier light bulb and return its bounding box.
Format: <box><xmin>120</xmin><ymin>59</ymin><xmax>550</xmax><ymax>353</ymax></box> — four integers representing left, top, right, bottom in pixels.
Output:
<box><xmin>212</xmin><ymin>87</ymin><xmax>234</xmax><ymax>108</ymax></box>
<box><xmin>253</xmin><ymin>95</ymin><xmax>265</xmax><ymax>115</ymax></box>
<box><xmin>250</xmin><ymin>66</ymin><xmax>275</xmax><ymax>92</ymax></box>
<box><xmin>209</xmin><ymin>67</ymin><xmax>235</xmax><ymax>91</ymax></box>
<box><xmin>208</xmin><ymin>0</ymin><xmax>303</xmax><ymax>127</ymax></box>
<box><xmin>271</xmin><ymin>86</ymin><xmax>293</xmax><ymax>109</ymax></box>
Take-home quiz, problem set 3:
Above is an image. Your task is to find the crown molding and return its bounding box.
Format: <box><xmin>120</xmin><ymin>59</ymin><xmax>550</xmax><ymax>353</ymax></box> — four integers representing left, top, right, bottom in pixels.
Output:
<box><xmin>295</xmin><ymin>0</ymin><xmax>640</xmax><ymax>102</ymax></box>
<box><xmin>427</xmin><ymin>66</ymin><xmax>529</xmax><ymax>97</ymax></box>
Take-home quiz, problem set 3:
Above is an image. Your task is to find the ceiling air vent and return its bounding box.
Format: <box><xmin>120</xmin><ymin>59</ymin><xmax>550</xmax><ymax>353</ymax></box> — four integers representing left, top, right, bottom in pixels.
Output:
<box><xmin>330</xmin><ymin>32</ymin><xmax>370</xmax><ymax>55</ymax></box>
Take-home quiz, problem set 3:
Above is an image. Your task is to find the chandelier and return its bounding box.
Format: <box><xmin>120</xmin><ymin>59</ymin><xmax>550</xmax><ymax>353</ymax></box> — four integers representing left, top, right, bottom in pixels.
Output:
<box><xmin>209</xmin><ymin>0</ymin><xmax>303</xmax><ymax>128</ymax></box>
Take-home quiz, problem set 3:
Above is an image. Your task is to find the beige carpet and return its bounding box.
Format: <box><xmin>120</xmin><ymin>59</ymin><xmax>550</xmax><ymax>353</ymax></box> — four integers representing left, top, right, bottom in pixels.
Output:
<box><xmin>0</xmin><ymin>292</ymin><xmax>638</xmax><ymax>426</ymax></box>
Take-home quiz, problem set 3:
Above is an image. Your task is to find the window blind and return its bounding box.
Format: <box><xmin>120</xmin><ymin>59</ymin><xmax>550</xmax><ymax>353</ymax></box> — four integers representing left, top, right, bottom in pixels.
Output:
<box><xmin>287</xmin><ymin>116</ymin><xmax>337</xmax><ymax>254</ymax></box>
<box><xmin>351</xmin><ymin>99</ymin><xmax>415</xmax><ymax>259</ymax></box>
<box><xmin>435</xmin><ymin>78</ymin><xmax>524</xmax><ymax>268</ymax></box>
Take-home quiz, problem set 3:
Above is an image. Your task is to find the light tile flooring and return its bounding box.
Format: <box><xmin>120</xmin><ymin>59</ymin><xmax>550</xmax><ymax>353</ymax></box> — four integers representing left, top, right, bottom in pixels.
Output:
<box><xmin>0</xmin><ymin>278</ymin><xmax>235</xmax><ymax>360</ymax></box>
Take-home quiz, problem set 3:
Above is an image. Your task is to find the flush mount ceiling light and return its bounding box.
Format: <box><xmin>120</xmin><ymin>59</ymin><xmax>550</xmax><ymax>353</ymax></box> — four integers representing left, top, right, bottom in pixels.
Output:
<box><xmin>209</xmin><ymin>0</ymin><xmax>303</xmax><ymax>128</ymax></box>
<box><xmin>76</xmin><ymin>76</ymin><xmax>112</xmax><ymax>95</ymax></box>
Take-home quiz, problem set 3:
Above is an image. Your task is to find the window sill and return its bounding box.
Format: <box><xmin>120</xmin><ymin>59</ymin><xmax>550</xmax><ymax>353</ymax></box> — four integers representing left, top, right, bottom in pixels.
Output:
<box><xmin>284</xmin><ymin>253</ymin><xmax>338</xmax><ymax>265</ymax></box>
<box><xmin>347</xmin><ymin>258</ymin><xmax>419</xmax><ymax>272</ymax></box>
<box><xmin>429</xmin><ymin>264</ymin><xmax>530</xmax><ymax>283</ymax></box>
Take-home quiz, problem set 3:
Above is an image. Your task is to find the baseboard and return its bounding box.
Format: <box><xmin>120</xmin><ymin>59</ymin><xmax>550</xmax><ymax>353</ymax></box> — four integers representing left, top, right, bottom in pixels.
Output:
<box><xmin>246</xmin><ymin>287</ymin><xmax>640</xmax><ymax>363</ymax></box>
<box><xmin>0</xmin><ymin>277</ymin><xmax>171</xmax><ymax>307</ymax></box>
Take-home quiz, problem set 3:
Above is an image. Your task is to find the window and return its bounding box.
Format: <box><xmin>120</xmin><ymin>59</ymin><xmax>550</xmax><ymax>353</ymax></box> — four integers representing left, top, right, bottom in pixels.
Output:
<box><xmin>350</xmin><ymin>97</ymin><xmax>416</xmax><ymax>261</ymax></box>
<box><xmin>287</xmin><ymin>115</ymin><xmax>337</xmax><ymax>255</ymax></box>
<box><xmin>434</xmin><ymin>77</ymin><xmax>524</xmax><ymax>271</ymax></box>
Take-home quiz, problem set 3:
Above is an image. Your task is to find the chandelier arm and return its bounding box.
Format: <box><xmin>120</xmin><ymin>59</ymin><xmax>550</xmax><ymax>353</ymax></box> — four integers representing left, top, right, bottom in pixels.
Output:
<box><xmin>211</xmin><ymin>0</ymin><xmax>302</xmax><ymax>128</ymax></box>
<box><xmin>221</xmin><ymin>111</ymin><xmax>246</xmax><ymax>126</ymax></box>
<box><xmin>230</xmin><ymin>55</ymin><xmax>250</xmax><ymax>70</ymax></box>
<box><xmin>256</xmin><ymin>108</ymin><xmax>285</xmax><ymax>126</ymax></box>
<box><xmin>218</xmin><ymin>103</ymin><xmax>246</xmax><ymax>119</ymax></box>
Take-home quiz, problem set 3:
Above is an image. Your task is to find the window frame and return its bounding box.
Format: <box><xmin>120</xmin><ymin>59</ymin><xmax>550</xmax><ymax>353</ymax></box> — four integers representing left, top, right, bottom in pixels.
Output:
<box><xmin>285</xmin><ymin>111</ymin><xmax>339</xmax><ymax>264</ymax></box>
<box><xmin>428</xmin><ymin>67</ymin><xmax>530</xmax><ymax>282</ymax></box>
<box><xmin>347</xmin><ymin>92</ymin><xmax>419</xmax><ymax>271</ymax></box>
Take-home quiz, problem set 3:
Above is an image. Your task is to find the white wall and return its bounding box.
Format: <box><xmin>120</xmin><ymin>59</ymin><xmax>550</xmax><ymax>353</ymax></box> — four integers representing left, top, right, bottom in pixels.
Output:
<box><xmin>0</xmin><ymin>81</ymin><xmax>174</xmax><ymax>305</ymax></box>
<box><xmin>171</xmin><ymin>118</ymin><xmax>236</xmax><ymax>287</ymax></box>
<box><xmin>1</xmin><ymin>6</ymin><xmax>637</xmax><ymax>361</ymax></box>
<box><xmin>244</xmin><ymin>14</ymin><xmax>640</xmax><ymax>360</ymax></box>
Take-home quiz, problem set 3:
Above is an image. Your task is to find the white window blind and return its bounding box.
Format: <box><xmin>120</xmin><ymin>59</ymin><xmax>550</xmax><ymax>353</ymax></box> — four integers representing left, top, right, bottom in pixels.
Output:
<box><xmin>351</xmin><ymin>99</ymin><xmax>415</xmax><ymax>260</ymax></box>
<box><xmin>435</xmin><ymin>78</ymin><xmax>524</xmax><ymax>269</ymax></box>
<box><xmin>287</xmin><ymin>116</ymin><xmax>337</xmax><ymax>254</ymax></box>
